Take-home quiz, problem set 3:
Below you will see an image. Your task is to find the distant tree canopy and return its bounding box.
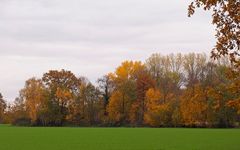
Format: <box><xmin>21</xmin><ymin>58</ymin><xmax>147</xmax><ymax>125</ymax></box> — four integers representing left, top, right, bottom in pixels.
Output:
<box><xmin>2</xmin><ymin>53</ymin><xmax>240</xmax><ymax>127</ymax></box>
<box><xmin>1</xmin><ymin>1</ymin><xmax>239</xmax><ymax>127</ymax></box>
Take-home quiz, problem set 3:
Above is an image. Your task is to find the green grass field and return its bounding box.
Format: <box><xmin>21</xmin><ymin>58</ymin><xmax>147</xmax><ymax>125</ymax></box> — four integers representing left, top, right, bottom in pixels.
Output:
<box><xmin>0</xmin><ymin>125</ymin><xmax>240</xmax><ymax>150</ymax></box>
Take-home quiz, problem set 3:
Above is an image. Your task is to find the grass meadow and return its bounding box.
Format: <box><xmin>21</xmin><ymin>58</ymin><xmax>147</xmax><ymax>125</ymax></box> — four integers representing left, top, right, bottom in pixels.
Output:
<box><xmin>0</xmin><ymin>125</ymin><xmax>240</xmax><ymax>150</ymax></box>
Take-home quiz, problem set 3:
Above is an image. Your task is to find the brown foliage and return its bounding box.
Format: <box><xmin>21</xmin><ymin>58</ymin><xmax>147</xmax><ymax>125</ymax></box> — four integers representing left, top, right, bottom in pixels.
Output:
<box><xmin>189</xmin><ymin>0</ymin><xmax>240</xmax><ymax>68</ymax></box>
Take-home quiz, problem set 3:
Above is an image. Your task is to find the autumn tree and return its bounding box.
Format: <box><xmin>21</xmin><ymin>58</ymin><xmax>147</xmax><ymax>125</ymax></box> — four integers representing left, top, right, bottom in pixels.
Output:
<box><xmin>19</xmin><ymin>78</ymin><xmax>47</xmax><ymax>125</ymax></box>
<box><xmin>210</xmin><ymin>64</ymin><xmax>239</xmax><ymax>127</ymax></box>
<box><xmin>107</xmin><ymin>61</ymin><xmax>145</xmax><ymax>125</ymax></box>
<box><xmin>183</xmin><ymin>53</ymin><xmax>207</xmax><ymax>95</ymax></box>
<box><xmin>9</xmin><ymin>97</ymin><xmax>29</xmax><ymax>125</ymax></box>
<box><xmin>129</xmin><ymin>68</ymin><xmax>155</xmax><ymax>125</ymax></box>
<box><xmin>188</xmin><ymin>0</ymin><xmax>240</xmax><ymax>117</ymax></box>
<box><xmin>79</xmin><ymin>79</ymin><xmax>101</xmax><ymax>125</ymax></box>
<box><xmin>144</xmin><ymin>88</ymin><xmax>171</xmax><ymax>127</ymax></box>
<box><xmin>146</xmin><ymin>53</ymin><xmax>184</xmax><ymax>103</ymax></box>
<box><xmin>227</xmin><ymin>80</ymin><xmax>240</xmax><ymax>115</ymax></box>
<box><xmin>189</xmin><ymin>0</ymin><xmax>240</xmax><ymax>68</ymax></box>
<box><xmin>97</xmin><ymin>74</ymin><xmax>114</xmax><ymax>112</ymax></box>
<box><xmin>208</xmin><ymin>85</ymin><xmax>237</xmax><ymax>127</ymax></box>
<box><xmin>225</xmin><ymin>65</ymin><xmax>240</xmax><ymax>116</ymax></box>
<box><xmin>145</xmin><ymin>54</ymin><xmax>184</xmax><ymax>126</ymax></box>
<box><xmin>180</xmin><ymin>85</ymin><xmax>208</xmax><ymax>127</ymax></box>
<box><xmin>4</xmin><ymin>53</ymin><xmax>240</xmax><ymax>127</ymax></box>
<box><xmin>42</xmin><ymin>69</ymin><xmax>79</xmax><ymax>125</ymax></box>
<box><xmin>67</xmin><ymin>77</ymin><xmax>102</xmax><ymax>126</ymax></box>
<box><xmin>0</xmin><ymin>93</ymin><xmax>6</xmax><ymax>123</ymax></box>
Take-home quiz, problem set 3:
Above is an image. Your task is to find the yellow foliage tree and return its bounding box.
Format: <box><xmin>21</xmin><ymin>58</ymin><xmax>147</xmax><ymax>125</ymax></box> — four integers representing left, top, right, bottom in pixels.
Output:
<box><xmin>144</xmin><ymin>88</ymin><xmax>171</xmax><ymax>126</ymax></box>
<box><xmin>180</xmin><ymin>85</ymin><xmax>208</xmax><ymax>127</ymax></box>
<box><xmin>107</xmin><ymin>91</ymin><xmax>131</xmax><ymax>124</ymax></box>
<box><xmin>21</xmin><ymin>78</ymin><xmax>46</xmax><ymax>124</ymax></box>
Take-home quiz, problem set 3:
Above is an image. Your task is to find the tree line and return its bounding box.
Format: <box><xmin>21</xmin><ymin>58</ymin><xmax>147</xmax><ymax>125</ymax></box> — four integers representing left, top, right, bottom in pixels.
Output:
<box><xmin>0</xmin><ymin>53</ymin><xmax>239</xmax><ymax>127</ymax></box>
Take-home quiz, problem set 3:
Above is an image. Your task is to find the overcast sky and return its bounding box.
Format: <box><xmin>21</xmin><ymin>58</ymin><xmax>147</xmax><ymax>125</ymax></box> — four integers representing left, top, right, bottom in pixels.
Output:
<box><xmin>0</xmin><ymin>0</ymin><xmax>215</xmax><ymax>102</ymax></box>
